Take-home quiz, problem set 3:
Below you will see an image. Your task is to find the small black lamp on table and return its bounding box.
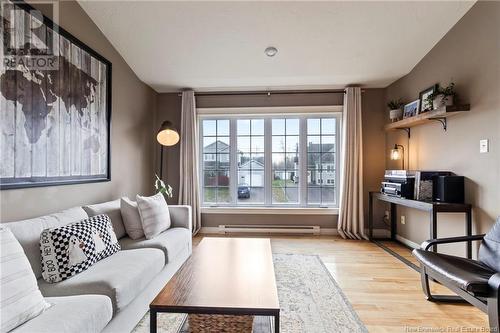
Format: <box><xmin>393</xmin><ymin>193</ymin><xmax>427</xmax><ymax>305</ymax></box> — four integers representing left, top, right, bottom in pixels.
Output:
<box><xmin>390</xmin><ymin>144</ymin><xmax>405</xmax><ymax>170</ymax></box>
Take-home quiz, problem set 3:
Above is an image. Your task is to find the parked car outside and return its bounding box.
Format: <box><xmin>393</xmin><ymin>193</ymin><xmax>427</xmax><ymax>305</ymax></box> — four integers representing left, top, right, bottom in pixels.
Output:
<box><xmin>238</xmin><ymin>184</ymin><xmax>250</xmax><ymax>199</ymax></box>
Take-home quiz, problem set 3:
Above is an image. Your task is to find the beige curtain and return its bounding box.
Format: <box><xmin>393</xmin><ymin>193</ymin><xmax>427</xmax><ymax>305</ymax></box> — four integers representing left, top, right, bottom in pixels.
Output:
<box><xmin>178</xmin><ymin>90</ymin><xmax>201</xmax><ymax>235</ymax></box>
<box><xmin>338</xmin><ymin>87</ymin><xmax>366</xmax><ymax>240</ymax></box>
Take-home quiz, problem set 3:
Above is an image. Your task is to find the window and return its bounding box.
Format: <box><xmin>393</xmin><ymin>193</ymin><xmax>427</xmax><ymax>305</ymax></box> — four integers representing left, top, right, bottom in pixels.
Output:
<box><xmin>307</xmin><ymin>118</ymin><xmax>336</xmax><ymax>206</ymax></box>
<box><xmin>202</xmin><ymin>120</ymin><xmax>231</xmax><ymax>204</ymax></box>
<box><xmin>271</xmin><ymin>119</ymin><xmax>299</xmax><ymax>204</ymax></box>
<box><xmin>237</xmin><ymin>119</ymin><xmax>265</xmax><ymax>204</ymax></box>
<box><xmin>200</xmin><ymin>114</ymin><xmax>340</xmax><ymax>208</ymax></box>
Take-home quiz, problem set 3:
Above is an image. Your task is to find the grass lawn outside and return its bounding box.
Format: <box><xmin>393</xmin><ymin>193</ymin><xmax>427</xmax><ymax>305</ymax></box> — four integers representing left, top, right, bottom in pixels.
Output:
<box><xmin>272</xmin><ymin>179</ymin><xmax>296</xmax><ymax>203</ymax></box>
<box><xmin>203</xmin><ymin>187</ymin><xmax>231</xmax><ymax>203</ymax></box>
<box><xmin>204</xmin><ymin>180</ymin><xmax>297</xmax><ymax>203</ymax></box>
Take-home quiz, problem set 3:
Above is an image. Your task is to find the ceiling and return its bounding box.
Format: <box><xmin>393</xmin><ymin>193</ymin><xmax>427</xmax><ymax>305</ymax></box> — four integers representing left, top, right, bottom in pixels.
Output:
<box><xmin>79</xmin><ymin>1</ymin><xmax>475</xmax><ymax>93</ymax></box>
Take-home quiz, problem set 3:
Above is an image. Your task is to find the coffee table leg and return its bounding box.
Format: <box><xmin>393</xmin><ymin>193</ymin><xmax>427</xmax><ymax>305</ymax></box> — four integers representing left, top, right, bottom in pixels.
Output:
<box><xmin>274</xmin><ymin>314</ymin><xmax>280</xmax><ymax>333</ymax></box>
<box><xmin>150</xmin><ymin>309</ymin><xmax>157</xmax><ymax>333</ymax></box>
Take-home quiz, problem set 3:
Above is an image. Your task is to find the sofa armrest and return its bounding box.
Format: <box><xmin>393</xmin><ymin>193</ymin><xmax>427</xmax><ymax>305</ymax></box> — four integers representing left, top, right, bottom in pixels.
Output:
<box><xmin>169</xmin><ymin>205</ymin><xmax>192</xmax><ymax>232</ymax></box>
<box><xmin>421</xmin><ymin>234</ymin><xmax>485</xmax><ymax>251</ymax></box>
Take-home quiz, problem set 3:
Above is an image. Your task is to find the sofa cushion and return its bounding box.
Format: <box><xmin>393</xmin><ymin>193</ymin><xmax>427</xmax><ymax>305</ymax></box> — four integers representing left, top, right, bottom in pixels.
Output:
<box><xmin>136</xmin><ymin>193</ymin><xmax>171</xmax><ymax>239</ymax></box>
<box><xmin>120</xmin><ymin>197</ymin><xmax>145</xmax><ymax>240</ymax></box>
<box><xmin>38</xmin><ymin>248</ymin><xmax>164</xmax><ymax>313</ymax></box>
<box><xmin>40</xmin><ymin>214</ymin><xmax>121</xmax><ymax>283</ymax></box>
<box><xmin>4</xmin><ymin>207</ymin><xmax>88</xmax><ymax>278</ymax></box>
<box><xmin>478</xmin><ymin>216</ymin><xmax>500</xmax><ymax>272</ymax></box>
<box><xmin>11</xmin><ymin>295</ymin><xmax>112</xmax><ymax>333</ymax></box>
<box><xmin>413</xmin><ymin>249</ymin><xmax>495</xmax><ymax>296</ymax></box>
<box><xmin>119</xmin><ymin>227</ymin><xmax>191</xmax><ymax>265</ymax></box>
<box><xmin>1</xmin><ymin>227</ymin><xmax>50</xmax><ymax>333</ymax></box>
<box><xmin>83</xmin><ymin>199</ymin><xmax>126</xmax><ymax>239</ymax></box>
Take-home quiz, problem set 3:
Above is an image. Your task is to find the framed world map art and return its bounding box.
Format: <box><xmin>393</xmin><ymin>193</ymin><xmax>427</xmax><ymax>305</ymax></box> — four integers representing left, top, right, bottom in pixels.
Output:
<box><xmin>0</xmin><ymin>1</ymin><xmax>111</xmax><ymax>189</ymax></box>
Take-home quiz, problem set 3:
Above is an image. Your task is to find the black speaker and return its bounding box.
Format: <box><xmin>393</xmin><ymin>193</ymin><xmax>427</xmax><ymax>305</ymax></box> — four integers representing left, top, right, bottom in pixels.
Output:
<box><xmin>433</xmin><ymin>176</ymin><xmax>465</xmax><ymax>203</ymax></box>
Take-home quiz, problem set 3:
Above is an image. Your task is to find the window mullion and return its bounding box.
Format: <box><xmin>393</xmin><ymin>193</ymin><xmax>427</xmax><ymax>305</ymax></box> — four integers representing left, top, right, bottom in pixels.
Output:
<box><xmin>336</xmin><ymin>114</ymin><xmax>342</xmax><ymax>206</ymax></box>
<box><xmin>230</xmin><ymin>119</ymin><xmax>237</xmax><ymax>206</ymax></box>
<box><xmin>199</xmin><ymin>119</ymin><xmax>204</xmax><ymax>205</ymax></box>
<box><xmin>264</xmin><ymin>118</ymin><xmax>272</xmax><ymax>206</ymax></box>
<box><xmin>299</xmin><ymin>117</ymin><xmax>307</xmax><ymax>207</ymax></box>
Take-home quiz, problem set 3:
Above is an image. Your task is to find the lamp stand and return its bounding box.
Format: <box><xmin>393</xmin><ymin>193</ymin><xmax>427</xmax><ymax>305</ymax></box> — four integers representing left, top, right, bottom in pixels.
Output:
<box><xmin>159</xmin><ymin>145</ymin><xmax>164</xmax><ymax>180</ymax></box>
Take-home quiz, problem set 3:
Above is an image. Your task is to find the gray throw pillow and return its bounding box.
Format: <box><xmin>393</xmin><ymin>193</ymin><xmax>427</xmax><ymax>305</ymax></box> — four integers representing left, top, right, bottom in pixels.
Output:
<box><xmin>120</xmin><ymin>197</ymin><xmax>144</xmax><ymax>240</ymax></box>
<box><xmin>136</xmin><ymin>193</ymin><xmax>171</xmax><ymax>239</ymax></box>
<box><xmin>83</xmin><ymin>199</ymin><xmax>126</xmax><ymax>239</ymax></box>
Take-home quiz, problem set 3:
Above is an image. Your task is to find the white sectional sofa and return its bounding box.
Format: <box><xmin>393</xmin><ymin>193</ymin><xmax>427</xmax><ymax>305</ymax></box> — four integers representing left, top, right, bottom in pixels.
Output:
<box><xmin>4</xmin><ymin>201</ymin><xmax>192</xmax><ymax>333</ymax></box>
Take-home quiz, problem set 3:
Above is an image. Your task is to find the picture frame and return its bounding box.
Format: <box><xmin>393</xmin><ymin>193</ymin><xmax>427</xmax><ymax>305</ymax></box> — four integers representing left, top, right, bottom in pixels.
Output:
<box><xmin>419</xmin><ymin>84</ymin><xmax>438</xmax><ymax>113</ymax></box>
<box><xmin>403</xmin><ymin>100</ymin><xmax>420</xmax><ymax>119</ymax></box>
<box><xmin>0</xmin><ymin>1</ymin><xmax>112</xmax><ymax>190</ymax></box>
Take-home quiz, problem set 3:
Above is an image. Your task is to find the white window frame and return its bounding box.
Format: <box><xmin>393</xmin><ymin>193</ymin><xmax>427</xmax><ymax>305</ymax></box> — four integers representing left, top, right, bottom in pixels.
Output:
<box><xmin>198</xmin><ymin>106</ymin><xmax>342</xmax><ymax>211</ymax></box>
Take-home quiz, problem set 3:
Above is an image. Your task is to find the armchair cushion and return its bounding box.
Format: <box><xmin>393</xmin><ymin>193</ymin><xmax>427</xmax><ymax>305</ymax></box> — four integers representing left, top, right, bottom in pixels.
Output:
<box><xmin>413</xmin><ymin>249</ymin><xmax>495</xmax><ymax>296</ymax></box>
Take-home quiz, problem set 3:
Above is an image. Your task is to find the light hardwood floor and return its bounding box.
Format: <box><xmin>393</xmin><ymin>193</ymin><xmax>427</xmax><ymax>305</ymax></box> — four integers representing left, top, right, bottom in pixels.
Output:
<box><xmin>194</xmin><ymin>234</ymin><xmax>488</xmax><ymax>333</ymax></box>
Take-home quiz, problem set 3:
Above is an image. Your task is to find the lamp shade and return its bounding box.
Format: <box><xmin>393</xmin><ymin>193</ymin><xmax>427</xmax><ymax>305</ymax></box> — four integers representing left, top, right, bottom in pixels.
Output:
<box><xmin>390</xmin><ymin>148</ymin><xmax>402</xmax><ymax>160</ymax></box>
<box><xmin>157</xmin><ymin>121</ymin><xmax>179</xmax><ymax>146</ymax></box>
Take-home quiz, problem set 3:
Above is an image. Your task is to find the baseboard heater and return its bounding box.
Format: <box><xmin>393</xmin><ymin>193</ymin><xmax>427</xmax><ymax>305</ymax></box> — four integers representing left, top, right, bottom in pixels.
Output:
<box><xmin>218</xmin><ymin>224</ymin><xmax>320</xmax><ymax>235</ymax></box>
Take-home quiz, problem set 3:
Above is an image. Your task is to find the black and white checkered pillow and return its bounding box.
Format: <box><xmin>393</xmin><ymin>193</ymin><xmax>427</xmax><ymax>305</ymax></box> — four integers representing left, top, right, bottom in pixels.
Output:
<box><xmin>40</xmin><ymin>214</ymin><xmax>120</xmax><ymax>283</ymax></box>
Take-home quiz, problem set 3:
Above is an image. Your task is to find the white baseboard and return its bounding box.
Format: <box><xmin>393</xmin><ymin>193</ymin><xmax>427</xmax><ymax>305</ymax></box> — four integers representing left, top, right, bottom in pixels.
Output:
<box><xmin>199</xmin><ymin>226</ymin><xmax>390</xmax><ymax>237</ymax></box>
<box><xmin>396</xmin><ymin>234</ymin><xmax>420</xmax><ymax>249</ymax></box>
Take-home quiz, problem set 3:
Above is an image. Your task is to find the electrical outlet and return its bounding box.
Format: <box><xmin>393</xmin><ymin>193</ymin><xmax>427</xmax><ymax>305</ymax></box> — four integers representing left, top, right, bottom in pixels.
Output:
<box><xmin>480</xmin><ymin>139</ymin><xmax>489</xmax><ymax>153</ymax></box>
<box><xmin>382</xmin><ymin>210</ymin><xmax>390</xmax><ymax>225</ymax></box>
<box><xmin>401</xmin><ymin>215</ymin><xmax>406</xmax><ymax>225</ymax></box>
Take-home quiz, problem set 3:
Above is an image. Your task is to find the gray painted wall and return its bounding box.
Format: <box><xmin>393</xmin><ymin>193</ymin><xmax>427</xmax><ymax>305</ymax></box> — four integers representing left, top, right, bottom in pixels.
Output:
<box><xmin>385</xmin><ymin>1</ymin><xmax>500</xmax><ymax>255</ymax></box>
<box><xmin>1</xmin><ymin>0</ymin><xmax>157</xmax><ymax>222</ymax></box>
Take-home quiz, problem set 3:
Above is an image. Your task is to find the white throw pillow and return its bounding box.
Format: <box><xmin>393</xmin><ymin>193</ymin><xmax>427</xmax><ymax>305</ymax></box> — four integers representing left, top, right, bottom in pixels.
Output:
<box><xmin>136</xmin><ymin>193</ymin><xmax>171</xmax><ymax>239</ymax></box>
<box><xmin>120</xmin><ymin>198</ymin><xmax>145</xmax><ymax>240</ymax></box>
<box><xmin>1</xmin><ymin>226</ymin><xmax>50</xmax><ymax>332</ymax></box>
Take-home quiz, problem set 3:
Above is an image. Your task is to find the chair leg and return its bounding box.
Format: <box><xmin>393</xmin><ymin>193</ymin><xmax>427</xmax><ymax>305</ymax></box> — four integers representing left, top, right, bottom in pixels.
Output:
<box><xmin>419</xmin><ymin>267</ymin><xmax>467</xmax><ymax>303</ymax></box>
<box><xmin>487</xmin><ymin>273</ymin><xmax>500</xmax><ymax>332</ymax></box>
<box><xmin>487</xmin><ymin>296</ymin><xmax>499</xmax><ymax>332</ymax></box>
<box><xmin>420</xmin><ymin>267</ymin><xmax>435</xmax><ymax>301</ymax></box>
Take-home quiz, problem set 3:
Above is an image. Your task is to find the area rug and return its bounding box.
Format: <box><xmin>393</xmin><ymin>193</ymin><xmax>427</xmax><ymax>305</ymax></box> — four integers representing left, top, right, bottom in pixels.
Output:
<box><xmin>133</xmin><ymin>254</ymin><xmax>367</xmax><ymax>333</ymax></box>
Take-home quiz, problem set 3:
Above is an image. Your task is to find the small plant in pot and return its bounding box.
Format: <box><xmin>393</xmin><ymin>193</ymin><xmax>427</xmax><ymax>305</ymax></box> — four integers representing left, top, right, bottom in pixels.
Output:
<box><xmin>427</xmin><ymin>82</ymin><xmax>456</xmax><ymax>110</ymax></box>
<box><xmin>387</xmin><ymin>99</ymin><xmax>404</xmax><ymax>122</ymax></box>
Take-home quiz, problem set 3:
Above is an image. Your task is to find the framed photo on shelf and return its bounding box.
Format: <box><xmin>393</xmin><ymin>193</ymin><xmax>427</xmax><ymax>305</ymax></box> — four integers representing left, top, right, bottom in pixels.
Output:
<box><xmin>419</xmin><ymin>84</ymin><xmax>438</xmax><ymax>113</ymax></box>
<box><xmin>403</xmin><ymin>100</ymin><xmax>420</xmax><ymax>119</ymax></box>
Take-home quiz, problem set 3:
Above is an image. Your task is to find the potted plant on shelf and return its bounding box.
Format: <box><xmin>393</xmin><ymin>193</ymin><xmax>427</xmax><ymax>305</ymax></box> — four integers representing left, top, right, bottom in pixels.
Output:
<box><xmin>427</xmin><ymin>82</ymin><xmax>456</xmax><ymax>110</ymax></box>
<box><xmin>387</xmin><ymin>99</ymin><xmax>404</xmax><ymax>122</ymax></box>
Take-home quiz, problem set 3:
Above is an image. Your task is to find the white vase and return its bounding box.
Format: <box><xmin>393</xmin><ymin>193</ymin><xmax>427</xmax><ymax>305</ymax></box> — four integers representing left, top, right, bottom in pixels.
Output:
<box><xmin>433</xmin><ymin>94</ymin><xmax>454</xmax><ymax>109</ymax></box>
<box><xmin>389</xmin><ymin>109</ymin><xmax>403</xmax><ymax>122</ymax></box>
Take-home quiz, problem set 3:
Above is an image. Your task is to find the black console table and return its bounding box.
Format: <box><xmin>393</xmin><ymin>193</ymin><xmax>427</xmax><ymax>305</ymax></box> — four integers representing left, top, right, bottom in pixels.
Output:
<box><xmin>368</xmin><ymin>192</ymin><xmax>472</xmax><ymax>269</ymax></box>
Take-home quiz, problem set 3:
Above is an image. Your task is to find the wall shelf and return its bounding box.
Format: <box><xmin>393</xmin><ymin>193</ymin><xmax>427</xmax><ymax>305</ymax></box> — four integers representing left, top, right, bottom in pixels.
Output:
<box><xmin>384</xmin><ymin>104</ymin><xmax>470</xmax><ymax>136</ymax></box>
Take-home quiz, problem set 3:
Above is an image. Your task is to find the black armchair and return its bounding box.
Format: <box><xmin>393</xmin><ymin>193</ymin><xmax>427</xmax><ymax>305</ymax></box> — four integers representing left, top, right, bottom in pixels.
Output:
<box><xmin>412</xmin><ymin>218</ymin><xmax>500</xmax><ymax>331</ymax></box>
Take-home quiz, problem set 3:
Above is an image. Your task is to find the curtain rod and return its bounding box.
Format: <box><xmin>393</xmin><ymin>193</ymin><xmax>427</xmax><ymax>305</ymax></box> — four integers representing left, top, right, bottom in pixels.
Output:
<box><xmin>176</xmin><ymin>89</ymin><xmax>357</xmax><ymax>97</ymax></box>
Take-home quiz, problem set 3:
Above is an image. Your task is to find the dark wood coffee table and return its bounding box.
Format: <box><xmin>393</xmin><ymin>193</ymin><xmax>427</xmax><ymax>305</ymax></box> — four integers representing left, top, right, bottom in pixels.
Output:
<box><xmin>150</xmin><ymin>237</ymin><xmax>280</xmax><ymax>333</ymax></box>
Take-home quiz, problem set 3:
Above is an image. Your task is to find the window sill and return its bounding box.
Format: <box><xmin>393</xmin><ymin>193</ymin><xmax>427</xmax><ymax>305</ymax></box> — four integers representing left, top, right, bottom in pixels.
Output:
<box><xmin>200</xmin><ymin>207</ymin><xmax>339</xmax><ymax>215</ymax></box>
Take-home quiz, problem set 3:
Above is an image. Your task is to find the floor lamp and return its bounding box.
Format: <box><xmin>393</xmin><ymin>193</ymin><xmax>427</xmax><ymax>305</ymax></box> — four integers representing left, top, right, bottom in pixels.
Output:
<box><xmin>157</xmin><ymin>120</ymin><xmax>180</xmax><ymax>180</ymax></box>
